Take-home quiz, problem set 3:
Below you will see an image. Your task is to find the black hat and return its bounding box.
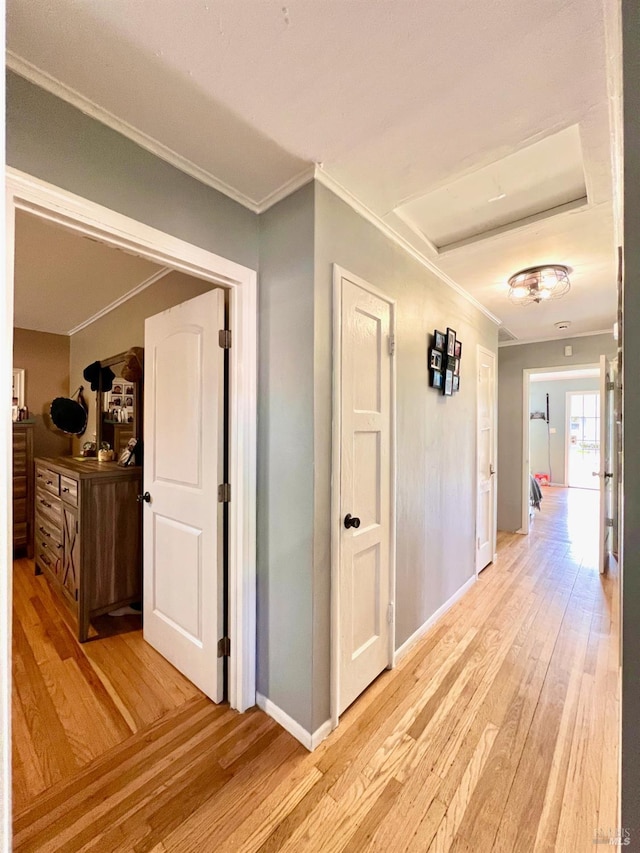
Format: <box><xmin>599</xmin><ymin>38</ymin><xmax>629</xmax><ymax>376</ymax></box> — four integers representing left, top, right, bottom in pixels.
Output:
<box><xmin>83</xmin><ymin>361</ymin><xmax>116</xmax><ymax>392</ymax></box>
<box><xmin>50</xmin><ymin>388</ymin><xmax>88</xmax><ymax>436</ymax></box>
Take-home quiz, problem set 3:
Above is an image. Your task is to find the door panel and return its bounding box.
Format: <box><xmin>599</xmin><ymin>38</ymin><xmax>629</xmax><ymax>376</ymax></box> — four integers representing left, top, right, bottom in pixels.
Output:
<box><xmin>599</xmin><ymin>354</ymin><xmax>614</xmax><ymax>574</ymax></box>
<box><xmin>339</xmin><ymin>276</ymin><xmax>392</xmax><ymax>715</ymax></box>
<box><xmin>476</xmin><ymin>347</ymin><xmax>496</xmax><ymax>572</ymax></box>
<box><xmin>144</xmin><ymin>288</ymin><xmax>225</xmax><ymax>702</ymax></box>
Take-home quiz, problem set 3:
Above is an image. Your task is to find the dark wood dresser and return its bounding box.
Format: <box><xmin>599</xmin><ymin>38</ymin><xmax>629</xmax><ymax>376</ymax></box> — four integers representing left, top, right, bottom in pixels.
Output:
<box><xmin>34</xmin><ymin>456</ymin><xmax>142</xmax><ymax>642</ymax></box>
<box><xmin>13</xmin><ymin>422</ymin><xmax>34</xmax><ymax>557</ymax></box>
<box><xmin>101</xmin><ymin>420</ymin><xmax>134</xmax><ymax>458</ymax></box>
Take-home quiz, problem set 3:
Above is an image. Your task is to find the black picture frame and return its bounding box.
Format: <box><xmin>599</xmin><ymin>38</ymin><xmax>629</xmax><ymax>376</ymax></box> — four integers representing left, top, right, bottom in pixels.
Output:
<box><xmin>454</xmin><ymin>339</ymin><xmax>462</xmax><ymax>358</ymax></box>
<box><xmin>444</xmin><ymin>368</ymin><xmax>454</xmax><ymax>396</ymax></box>
<box><xmin>446</xmin><ymin>327</ymin><xmax>456</xmax><ymax>357</ymax></box>
<box><xmin>430</xmin><ymin>369</ymin><xmax>443</xmax><ymax>390</ymax></box>
<box><xmin>453</xmin><ymin>374</ymin><xmax>460</xmax><ymax>392</ymax></box>
<box><xmin>454</xmin><ymin>357</ymin><xmax>460</xmax><ymax>376</ymax></box>
<box><xmin>429</xmin><ymin>348</ymin><xmax>442</xmax><ymax>370</ymax></box>
<box><xmin>434</xmin><ymin>330</ymin><xmax>446</xmax><ymax>352</ymax></box>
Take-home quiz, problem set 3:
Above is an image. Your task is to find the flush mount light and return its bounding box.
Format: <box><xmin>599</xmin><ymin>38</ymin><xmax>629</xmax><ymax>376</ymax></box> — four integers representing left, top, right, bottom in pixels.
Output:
<box><xmin>507</xmin><ymin>265</ymin><xmax>571</xmax><ymax>305</ymax></box>
<box><xmin>554</xmin><ymin>320</ymin><xmax>571</xmax><ymax>331</ymax></box>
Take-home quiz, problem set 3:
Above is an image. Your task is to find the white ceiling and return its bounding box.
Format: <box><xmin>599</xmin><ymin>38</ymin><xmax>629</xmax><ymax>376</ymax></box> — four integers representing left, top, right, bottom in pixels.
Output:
<box><xmin>13</xmin><ymin>211</ymin><xmax>165</xmax><ymax>334</ymax></box>
<box><xmin>6</xmin><ymin>0</ymin><xmax>618</xmax><ymax>342</ymax></box>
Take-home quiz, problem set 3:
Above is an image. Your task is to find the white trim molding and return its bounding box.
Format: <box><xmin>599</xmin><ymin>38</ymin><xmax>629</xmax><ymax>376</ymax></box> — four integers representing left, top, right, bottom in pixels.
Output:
<box><xmin>499</xmin><ymin>329</ymin><xmax>613</xmax><ymax>348</ymax></box>
<box><xmin>316</xmin><ymin>168</ymin><xmax>501</xmax><ymax>327</ymax></box>
<box><xmin>66</xmin><ymin>267</ymin><xmax>172</xmax><ymax>336</ymax></box>
<box><xmin>394</xmin><ymin>575</ymin><xmax>476</xmax><ymax>666</ymax></box>
<box><xmin>4</xmin><ymin>170</ymin><xmax>257</xmax><ymax>722</ymax></box>
<box><xmin>256</xmin><ymin>693</ymin><xmax>332</xmax><ymax>752</ymax></box>
<box><xmin>7</xmin><ymin>52</ymin><xmax>313</xmax><ymax>215</ymax></box>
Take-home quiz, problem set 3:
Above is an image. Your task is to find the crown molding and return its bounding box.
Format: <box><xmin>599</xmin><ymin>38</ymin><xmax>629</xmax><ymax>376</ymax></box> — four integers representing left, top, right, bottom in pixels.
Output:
<box><xmin>314</xmin><ymin>167</ymin><xmax>502</xmax><ymax>326</ymax></box>
<box><xmin>7</xmin><ymin>52</ymin><xmax>314</xmax><ymax>215</ymax></box>
<box><xmin>498</xmin><ymin>328</ymin><xmax>613</xmax><ymax>347</ymax></box>
<box><xmin>66</xmin><ymin>267</ymin><xmax>172</xmax><ymax>336</ymax></box>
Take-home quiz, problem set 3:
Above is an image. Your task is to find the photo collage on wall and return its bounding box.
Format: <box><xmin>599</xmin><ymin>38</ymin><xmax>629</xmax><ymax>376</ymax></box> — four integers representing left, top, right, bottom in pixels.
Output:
<box><xmin>429</xmin><ymin>328</ymin><xmax>462</xmax><ymax>396</ymax></box>
<box><xmin>104</xmin><ymin>378</ymin><xmax>135</xmax><ymax>423</ymax></box>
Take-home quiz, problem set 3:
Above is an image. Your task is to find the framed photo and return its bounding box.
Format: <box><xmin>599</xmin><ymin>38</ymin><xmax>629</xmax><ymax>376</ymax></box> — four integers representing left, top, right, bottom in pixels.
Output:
<box><xmin>124</xmin><ymin>385</ymin><xmax>134</xmax><ymax>396</ymax></box>
<box><xmin>444</xmin><ymin>368</ymin><xmax>454</xmax><ymax>396</ymax></box>
<box><xmin>454</xmin><ymin>357</ymin><xmax>460</xmax><ymax>376</ymax></box>
<box><xmin>446</xmin><ymin>328</ymin><xmax>456</xmax><ymax>357</ymax></box>
<box><xmin>429</xmin><ymin>348</ymin><xmax>442</xmax><ymax>370</ymax></box>
<box><xmin>111</xmin><ymin>396</ymin><xmax>122</xmax><ymax>407</ymax></box>
<box><xmin>430</xmin><ymin>369</ymin><xmax>443</xmax><ymax>390</ymax></box>
<box><xmin>112</xmin><ymin>383</ymin><xmax>123</xmax><ymax>395</ymax></box>
<box><xmin>12</xmin><ymin>368</ymin><xmax>25</xmax><ymax>408</ymax></box>
<box><xmin>453</xmin><ymin>375</ymin><xmax>460</xmax><ymax>392</ymax></box>
<box><xmin>454</xmin><ymin>339</ymin><xmax>462</xmax><ymax>358</ymax></box>
<box><xmin>434</xmin><ymin>330</ymin><xmax>446</xmax><ymax>352</ymax></box>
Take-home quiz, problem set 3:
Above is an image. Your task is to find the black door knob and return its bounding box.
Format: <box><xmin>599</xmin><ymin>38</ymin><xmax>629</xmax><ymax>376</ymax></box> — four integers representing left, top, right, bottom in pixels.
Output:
<box><xmin>137</xmin><ymin>492</ymin><xmax>151</xmax><ymax>503</ymax></box>
<box><xmin>344</xmin><ymin>513</ymin><xmax>361</xmax><ymax>529</ymax></box>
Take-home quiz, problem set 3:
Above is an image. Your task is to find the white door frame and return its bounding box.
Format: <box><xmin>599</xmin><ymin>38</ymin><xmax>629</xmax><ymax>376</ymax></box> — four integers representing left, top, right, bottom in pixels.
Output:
<box><xmin>476</xmin><ymin>345</ymin><xmax>497</xmax><ymax>573</ymax></box>
<box><xmin>3</xmin><ymin>168</ymin><xmax>257</xmax><ymax>718</ymax></box>
<box><xmin>520</xmin><ymin>362</ymin><xmax>600</xmax><ymax>533</ymax></box>
<box><xmin>330</xmin><ymin>265</ymin><xmax>396</xmax><ymax>730</ymax></box>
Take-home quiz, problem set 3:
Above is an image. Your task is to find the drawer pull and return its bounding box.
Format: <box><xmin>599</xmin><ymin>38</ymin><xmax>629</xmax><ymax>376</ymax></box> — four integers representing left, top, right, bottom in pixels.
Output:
<box><xmin>40</xmin><ymin>499</ymin><xmax>52</xmax><ymax>508</ymax></box>
<box><xmin>37</xmin><ymin>472</ymin><xmax>43</xmax><ymax>478</ymax></box>
<box><xmin>38</xmin><ymin>526</ymin><xmax>51</xmax><ymax>537</ymax></box>
<box><xmin>62</xmin><ymin>487</ymin><xmax>69</xmax><ymax>493</ymax></box>
<box><xmin>46</xmin><ymin>480</ymin><xmax>53</xmax><ymax>485</ymax></box>
<box><xmin>39</xmin><ymin>552</ymin><xmax>51</xmax><ymax>566</ymax></box>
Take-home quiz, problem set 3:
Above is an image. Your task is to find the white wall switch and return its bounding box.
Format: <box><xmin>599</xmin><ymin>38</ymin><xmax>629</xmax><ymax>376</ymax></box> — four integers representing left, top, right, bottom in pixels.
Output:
<box><xmin>564</xmin><ymin>345</ymin><xmax>573</xmax><ymax>356</ymax></box>
<box><xmin>549</xmin><ymin>427</ymin><xmax>557</xmax><ymax>434</ymax></box>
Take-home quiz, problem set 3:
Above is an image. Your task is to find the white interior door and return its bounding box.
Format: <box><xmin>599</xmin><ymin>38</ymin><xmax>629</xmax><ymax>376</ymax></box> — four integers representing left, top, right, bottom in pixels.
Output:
<box><xmin>476</xmin><ymin>346</ymin><xmax>496</xmax><ymax>572</ymax></box>
<box><xmin>338</xmin><ymin>275</ymin><xmax>393</xmax><ymax>715</ymax></box>
<box><xmin>599</xmin><ymin>354</ymin><xmax>613</xmax><ymax>574</ymax></box>
<box><xmin>143</xmin><ymin>288</ymin><xmax>225</xmax><ymax>701</ymax></box>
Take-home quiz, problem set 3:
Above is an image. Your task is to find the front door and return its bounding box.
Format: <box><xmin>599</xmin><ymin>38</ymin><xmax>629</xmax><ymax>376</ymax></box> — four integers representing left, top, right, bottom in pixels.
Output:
<box><xmin>476</xmin><ymin>346</ymin><xmax>496</xmax><ymax>572</ymax></box>
<box><xmin>143</xmin><ymin>288</ymin><xmax>225</xmax><ymax>701</ymax></box>
<box><xmin>338</xmin><ymin>273</ymin><xmax>393</xmax><ymax>715</ymax></box>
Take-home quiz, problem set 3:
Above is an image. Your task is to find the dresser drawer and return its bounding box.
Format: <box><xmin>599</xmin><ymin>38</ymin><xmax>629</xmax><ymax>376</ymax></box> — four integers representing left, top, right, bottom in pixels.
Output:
<box><xmin>13</xmin><ymin>475</ymin><xmax>27</xmax><ymax>500</ymax></box>
<box><xmin>60</xmin><ymin>476</ymin><xmax>78</xmax><ymax>506</ymax></box>
<box><xmin>13</xmin><ymin>497</ymin><xmax>27</xmax><ymax>524</ymax></box>
<box><xmin>13</xmin><ymin>522</ymin><xmax>27</xmax><ymax>545</ymax></box>
<box><xmin>36</xmin><ymin>490</ymin><xmax>62</xmax><ymax>527</ymax></box>
<box><xmin>13</xmin><ymin>451</ymin><xmax>27</xmax><ymax>476</ymax></box>
<box><xmin>35</xmin><ymin>465</ymin><xmax>60</xmax><ymax>497</ymax></box>
<box><xmin>12</xmin><ymin>430</ymin><xmax>26</xmax><ymax>451</ymax></box>
<box><xmin>36</xmin><ymin>513</ymin><xmax>62</xmax><ymax>547</ymax></box>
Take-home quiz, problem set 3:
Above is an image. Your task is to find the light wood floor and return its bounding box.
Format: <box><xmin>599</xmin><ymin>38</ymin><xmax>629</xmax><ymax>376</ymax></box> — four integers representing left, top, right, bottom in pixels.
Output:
<box><xmin>12</xmin><ymin>485</ymin><xmax>619</xmax><ymax>851</ymax></box>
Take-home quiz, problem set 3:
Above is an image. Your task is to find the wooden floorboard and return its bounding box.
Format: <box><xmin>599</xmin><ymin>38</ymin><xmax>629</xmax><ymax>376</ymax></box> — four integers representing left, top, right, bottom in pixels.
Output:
<box><xmin>12</xmin><ymin>485</ymin><xmax>619</xmax><ymax>851</ymax></box>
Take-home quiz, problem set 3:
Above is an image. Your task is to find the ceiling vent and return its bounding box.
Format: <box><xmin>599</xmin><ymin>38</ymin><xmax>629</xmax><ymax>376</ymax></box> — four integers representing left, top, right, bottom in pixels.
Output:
<box><xmin>498</xmin><ymin>326</ymin><xmax>518</xmax><ymax>343</ymax></box>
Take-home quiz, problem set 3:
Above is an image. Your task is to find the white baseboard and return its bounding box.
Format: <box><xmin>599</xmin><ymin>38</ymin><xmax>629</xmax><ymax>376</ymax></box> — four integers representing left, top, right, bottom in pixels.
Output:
<box><xmin>256</xmin><ymin>692</ymin><xmax>332</xmax><ymax>752</ymax></box>
<box><xmin>393</xmin><ymin>574</ymin><xmax>476</xmax><ymax>666</ymax></box>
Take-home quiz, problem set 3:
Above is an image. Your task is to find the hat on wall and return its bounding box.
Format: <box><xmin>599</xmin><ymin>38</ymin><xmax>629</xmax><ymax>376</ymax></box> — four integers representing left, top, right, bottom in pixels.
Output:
<box><xmin>50</xmin><ymin>387</ymin><xmax>88</xmax><ymax>436</ymax></box>
<box><xmin>121</xmin><ymin>347</ymin><xmax>144</xmax><ymax>383</ymax></box>
<box><xmin>83</xmin><ymin>361</ymin><xmax>116</xmax><ymax>392</ymax></box>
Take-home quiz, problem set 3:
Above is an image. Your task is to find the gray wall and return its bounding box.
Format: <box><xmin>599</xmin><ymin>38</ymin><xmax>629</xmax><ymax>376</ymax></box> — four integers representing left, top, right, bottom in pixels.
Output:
<box><xmin>497</xmin><ymin>334</ymin><xmax>615</xmax><ymax>532</ymax></box>
<box><xmin>529</xmin><ymin>377</ymin><xmax>600</xmax><ymax>485</ymax></box>
<box><xmin>313</xmin><ymin>183</ymin><xmax>498</xmax><ymax>730</ymax></box>
<box><xmin>6</xmin><ymin>72</ymin><xmax>258</xmax><ymax>270</ymax></box>
<box><xmin>622</xmin><ymin>0</ymin><xmax>640</xmax><ymax>836</ymax></box>
<box><xmin>257</xmin><ymin>184</ymin><xmax>316</xmax><ymax>731</ymax></box>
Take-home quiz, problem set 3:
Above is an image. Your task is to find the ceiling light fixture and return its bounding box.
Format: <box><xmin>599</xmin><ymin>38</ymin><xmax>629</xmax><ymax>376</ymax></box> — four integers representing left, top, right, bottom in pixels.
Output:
<box><xmin>507</xmin><ymin>264</ymin><xmax>571</xmax><ymax>305</ymax></box>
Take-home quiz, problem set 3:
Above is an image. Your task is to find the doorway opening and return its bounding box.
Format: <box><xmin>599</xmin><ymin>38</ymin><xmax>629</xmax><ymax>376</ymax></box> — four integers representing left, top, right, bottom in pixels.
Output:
<box><xmin>4</xmin><ymin>168</ymin><xmax>257</xmax><ymax>814</ymax></box>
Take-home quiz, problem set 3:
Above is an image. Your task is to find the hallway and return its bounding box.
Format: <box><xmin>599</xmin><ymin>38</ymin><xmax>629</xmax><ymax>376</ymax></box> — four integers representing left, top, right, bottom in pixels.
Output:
<box><xmin>12</xmin><ymin>485</ymin><xmax>619</xmax><ymax>851</ymax></box>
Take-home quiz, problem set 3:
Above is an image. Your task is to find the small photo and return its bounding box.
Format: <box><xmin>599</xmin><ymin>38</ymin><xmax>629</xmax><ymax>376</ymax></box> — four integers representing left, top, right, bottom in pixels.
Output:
<box><xmin>124</xmin><ymin>396</ymin><xmax>134</xmax><ymax>407</ymax></box>
<box><xmin>444</xmin><ymin>368</ymin><xmax>454</xmax><ymax>396</ymax></box>
<box><xmin>430</xmin><ymin>369</ymin><xmax>443</xmax><ymax>390</ymax></box>
<box><xmin>434</xmin><ymin>330</ymin><xmax>446</xmax><ymax>352</ymax></box>
<box><xmin>124</xmin><ymin>385</ymin><xmax>134</xmax><ymax>396</ymax></box>
<box><xmin>111</xmin><ymin>396</ymin><xmax>122</xmax><ymax>407</ymax></box>
<box><xmin>453</xmin><ymin>375</ymin><xmax>460</xmax><ymax>392</ymax></box>
<box><xmin>429</xmin><ymin>349</ymin><xmax>442</xmax><ymax>370</ymax></box>
<box><xmin>454</xmin><ymin>357</ymin><xmax>460</xmax><ymax>376</ymax></box>
<box><xmin>112</xmin><ymin>384</ymin><xmax>123</xmax><ymax>395</ymax></box>
<box><xmin>454</xmin><ymin>340</ymin><xmax>462</xmax><ymax>358</ymax></box>
<box><xmin>446</xmin><ymin>327</ymin><xmax>457</xmax><ymax>357</ymax></box>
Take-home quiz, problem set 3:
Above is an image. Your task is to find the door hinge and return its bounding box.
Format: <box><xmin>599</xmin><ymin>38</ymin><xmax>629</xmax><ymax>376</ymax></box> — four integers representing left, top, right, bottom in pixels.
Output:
<box><xmin>217</xmin><ymin>636</ymin><xmax>231</xmax><ymax>658</ymax></box>
<box><xmin>218</xmin><ymin>329</ymin><xmax>232</xmax><ymax>349</ymax></box>
<box><xmin>387</xmin><ymin>602</ymin><xmax>394</xmax><ymax>624</ymax></box>
<box><xmin>218</xmin><ymin>483</ymin><xmax>231</xmax><ymax>503</ymax></box>
<box><xmin>388</xmin><ymin>334</ymin><xmax>395</xmax><ymax>356</ymax></box>
<box><xmin>606</xmin><ymin>517</ymin><xmax>614</xmax><ymax>527</ymax></box>
<box><xmin>606</xmin><ymin>381</ymin><xmax>614</xmax><ymax>391</ymax></box>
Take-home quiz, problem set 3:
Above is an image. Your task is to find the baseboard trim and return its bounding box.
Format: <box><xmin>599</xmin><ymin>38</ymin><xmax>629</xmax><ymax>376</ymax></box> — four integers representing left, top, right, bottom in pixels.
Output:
<box><xmin>256</xmin><ymin>692</ymin><xmax>332</xmax><ymax>752</ymax></box>
<box><xmin>393</xmin><ymin>575</ymin><xmax>476</xmax><ymax>666</ymax></box>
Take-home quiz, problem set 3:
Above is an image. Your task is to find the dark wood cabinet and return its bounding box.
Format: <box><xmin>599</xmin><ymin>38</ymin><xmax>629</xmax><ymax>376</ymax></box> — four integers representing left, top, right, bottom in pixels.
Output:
<box><xmin>101</xmin><ymin>420</ymin><xmax>134</xmax><ymax>458</ymax></box>
<box><xmin>34</xmin><ymin>457</ymin><xmax>142</xmax><ymax>642</ymax></box>
<box><xmin>13</xmin><ymin>422</ymin><xmax>34</xmax><ymax>557</ymax></box>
